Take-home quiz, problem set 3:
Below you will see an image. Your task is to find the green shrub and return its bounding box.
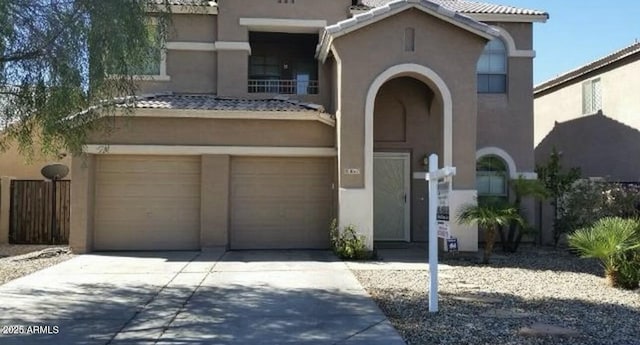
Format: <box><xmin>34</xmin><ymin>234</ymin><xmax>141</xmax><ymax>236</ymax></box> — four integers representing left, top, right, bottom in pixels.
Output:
<box><xmin>329</xmin><ymin>219</ymin><xmax>373</xmax><ymax>260</ymax></box>
<box><xmin>568</xmin><ymin>217</ymin><xmax>640</xmax><ymax>289</ymax></box>
<box><xmin>559</xmin><ymin>180</ymin><xmax>640</xmax><ymax>237</ymax></box>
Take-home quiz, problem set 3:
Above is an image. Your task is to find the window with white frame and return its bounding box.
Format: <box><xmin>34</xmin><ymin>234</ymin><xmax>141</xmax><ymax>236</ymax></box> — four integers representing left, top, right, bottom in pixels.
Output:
<box><xmin>477</xmin><ymin>39</ymin><xmax>507</xmax><ymax>93</ymax></box>
<box><xmin>582</xmin><ymin>78</ymin><xmax>602</xmax><ymax>114</ymax></box>
<box><xmin>476</xmin><ymin>156</ymin><xmax>508</xmax><ymax>197</ymax></box>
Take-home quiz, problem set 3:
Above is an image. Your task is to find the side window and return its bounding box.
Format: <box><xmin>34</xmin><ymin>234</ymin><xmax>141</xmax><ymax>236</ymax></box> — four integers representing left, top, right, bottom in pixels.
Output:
<box><xmin>476</xmin><ymin>156</ymin><xmax>508</xmax><ymax>198</ymax></box>
<box><xmin>582</xmin><ymin>78</ymin><xmax>602</xmax><ymax>114</ymax></box>
<box><xmin>477</xmin><ymin>39</ymin><xmax>507</xmax><ymax>93</ymax></box>
<box><xmin>130</xmin><ymin>23</ymin><xmax>163</xmax><ymax>76</ymax></box>
<box><xmin>106</xmin><ymin>20</ymin><xmax>165</xmax><ymax>78</ymax></box>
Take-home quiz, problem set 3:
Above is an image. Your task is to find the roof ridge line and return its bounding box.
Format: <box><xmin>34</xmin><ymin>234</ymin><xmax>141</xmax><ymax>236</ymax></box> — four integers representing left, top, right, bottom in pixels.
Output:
<box><xmin>534</xmin><ymin>41</ymin><xmax>640</xmax><ymax>94</ymax></box>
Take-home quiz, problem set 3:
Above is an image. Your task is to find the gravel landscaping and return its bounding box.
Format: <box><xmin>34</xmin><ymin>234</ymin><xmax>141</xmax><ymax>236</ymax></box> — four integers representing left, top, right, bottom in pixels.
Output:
<box><xmin>352</xmin><ymin>247</ymin><xmax>640</xmax><ymax>345</ymax></box>
<box><xmin>0</xmin><ymin>245</ymin><xmax>73</xmax><ymax>285</ymax></box>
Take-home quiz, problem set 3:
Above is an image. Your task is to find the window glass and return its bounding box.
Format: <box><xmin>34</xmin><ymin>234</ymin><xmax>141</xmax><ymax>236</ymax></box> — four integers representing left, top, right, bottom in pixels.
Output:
<box><xmin>130</xmin><ymin>23</ymin><xmax>162</xmax><ymax>76</ymax></box>
<box><xmin>477</xmin><ymin>38</ymin><xmax>507</xmax><ymax>93</ymax></box>
<box><xmin>476</xmin><ymin>156</ymin><xmax>508</xmax><ymax>197</ymax></box>
<box><xmin>582</xmin><ymin>78</ymin><xmax>602</xmax><ymax>114</ymax></box>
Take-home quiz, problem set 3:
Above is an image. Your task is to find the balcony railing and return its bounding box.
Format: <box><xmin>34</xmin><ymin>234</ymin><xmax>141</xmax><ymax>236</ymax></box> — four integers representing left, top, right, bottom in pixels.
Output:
<box><xmin>248</xmin><ymin>79</ymin><xmax>319</xmax><ymax>95</ymax></box>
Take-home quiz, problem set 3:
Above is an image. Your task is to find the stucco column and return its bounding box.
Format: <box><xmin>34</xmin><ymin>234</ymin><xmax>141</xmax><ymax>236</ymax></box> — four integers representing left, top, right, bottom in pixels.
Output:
<box><xmin>337</xmin><ymin>106</ymin><xmax>374</xmax><ymax>250</ymax></box>
<box><xmin>69</xmin><ymin>154</ymin><xmax>95</xmax><ymax>253</ymax></box>
<box><xmin>200</xmin><ymin>154</ymin><xmax>230</xmax><ymax>248</ymax></box>
<box><xmin>448</xmin><ymin>190</ymin><xmax>478</xmax><ymax>251</ymax></box>
<box><xmin>216</xmin><ymin>51</ymin><xmax>250</xmax><ymax>97</ymax></box>
<box><xmin>0</xmin><ymin>177</ymin><xmax>15</xmax><ymax>244</ymax></box>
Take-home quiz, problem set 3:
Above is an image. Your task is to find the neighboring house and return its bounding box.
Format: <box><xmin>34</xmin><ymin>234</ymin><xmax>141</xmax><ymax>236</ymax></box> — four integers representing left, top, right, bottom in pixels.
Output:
<box><xmin>534</xmin><ymin>42</ymin><xmax>640</xmax><ymax>182</ymax></box>
<box><xmin>70</xmin><ymin>0</ymin><xmax>547</xmax><ymax>253</ymax></box>
<box><xmin>534</xmin><ymin>42</ymin><xmax>640</xmax><ymax>244</ymax></box>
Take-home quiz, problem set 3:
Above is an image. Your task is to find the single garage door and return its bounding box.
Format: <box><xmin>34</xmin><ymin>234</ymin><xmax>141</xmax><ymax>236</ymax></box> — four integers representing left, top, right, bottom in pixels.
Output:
<box><xmin>230</xmin><ymin>157</ymin><xmax>334</xmax><ymax>249</ymax></box>
<box><xmin>94</xmin><ymin>155</ymin><xmax>200</xmax><ymax>250</ymax></box>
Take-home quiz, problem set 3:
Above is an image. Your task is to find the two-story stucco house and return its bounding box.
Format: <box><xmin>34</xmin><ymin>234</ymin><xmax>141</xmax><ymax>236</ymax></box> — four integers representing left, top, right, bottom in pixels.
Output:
<box><xmin>534</xmin><ymin>42</ymin><xmax>640</xmax><ymax>182</ymax></box>
<box><xmin>69</xmin><ymin>0</ymin><xmax>547</xmax><ymax>253</ymax></box>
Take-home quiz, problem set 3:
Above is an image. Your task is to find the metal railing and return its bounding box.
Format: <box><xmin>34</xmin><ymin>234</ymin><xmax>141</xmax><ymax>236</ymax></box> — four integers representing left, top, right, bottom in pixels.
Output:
<box><xmin>248</xmin><ymin>79</ymin><xmax>319</xmax><ymax>95</ymax></box>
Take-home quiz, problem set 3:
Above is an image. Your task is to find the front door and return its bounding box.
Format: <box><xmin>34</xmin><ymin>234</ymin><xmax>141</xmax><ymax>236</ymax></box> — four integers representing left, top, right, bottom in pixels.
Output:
<box><xmin>374</xmin><ymin>153</ymin><xmax>410</xmax><ymax>241</ymax></box>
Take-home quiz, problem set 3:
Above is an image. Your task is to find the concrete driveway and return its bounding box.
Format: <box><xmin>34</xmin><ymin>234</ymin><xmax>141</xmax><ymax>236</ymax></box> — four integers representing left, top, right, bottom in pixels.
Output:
<box><xmin>0</xmin><ymin>250</ymin><xmax>406</xmax><ymax>345</ymax></box>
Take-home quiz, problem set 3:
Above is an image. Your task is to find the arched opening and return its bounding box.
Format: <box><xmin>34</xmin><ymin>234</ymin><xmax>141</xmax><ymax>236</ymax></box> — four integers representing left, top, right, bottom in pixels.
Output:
<box><xmin>372</xmin><ymin>76</ymin><xmax>444</xmax><ymax>242</ymax></box>
<box><xmin>476</xmin><ymin>155</ymin><xmax>509</xmax><ymax>199</ymax></box>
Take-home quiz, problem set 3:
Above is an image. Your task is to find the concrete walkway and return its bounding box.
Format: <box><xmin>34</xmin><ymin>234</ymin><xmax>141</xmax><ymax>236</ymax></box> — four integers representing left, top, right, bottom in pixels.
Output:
<box><xmin>0</xmin><ymin>250</ymin><xmax>405</xmax><ymax>345</ymax></box>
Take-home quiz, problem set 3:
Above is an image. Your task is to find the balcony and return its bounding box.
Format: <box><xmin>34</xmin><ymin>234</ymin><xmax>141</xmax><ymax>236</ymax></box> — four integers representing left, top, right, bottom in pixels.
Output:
<box><xmin>248</xmin><ymin>79</ymin><xmax>319</xmax><ymax>95</ymax></box>
<box><xmin>248</xmin><ymin>32</ymin><xmax>319</xmax><ymax>96</ymax></box>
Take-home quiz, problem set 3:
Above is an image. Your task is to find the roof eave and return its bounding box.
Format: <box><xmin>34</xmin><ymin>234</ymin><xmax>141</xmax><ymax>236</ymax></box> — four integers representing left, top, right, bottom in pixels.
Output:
<box><xmin>534</xmin><ymin>45</ymin><xmax>640</xmax><ymax>96</ymax></box>
<box><xmin>348</xmin><ymin>9</ymin><xmax>549</xmax><ymax>23</ymax></box>
<box><xmin>467</xmin><ymin>13</ymin><xmax>548</xmax><ymax>23</ymax></box>
<box><xmin>320</xmin><ymin>1</ymin><xmax>499</xmax><ymax>63</ymax></box>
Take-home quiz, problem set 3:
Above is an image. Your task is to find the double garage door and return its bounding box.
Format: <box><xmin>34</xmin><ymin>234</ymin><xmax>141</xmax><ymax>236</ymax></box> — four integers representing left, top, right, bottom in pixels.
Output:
<box><xmin>93</xmin><ymin>155</ymin><xmax>333</xmax><ymax>250</ymax></box>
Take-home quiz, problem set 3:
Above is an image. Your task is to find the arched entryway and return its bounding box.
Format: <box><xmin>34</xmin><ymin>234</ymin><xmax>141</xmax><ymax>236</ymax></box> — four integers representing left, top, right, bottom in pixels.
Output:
<box><xmin>366</xmin><ymin>64</ymin><xmax>452</xmax><ymax>243</ymax></box>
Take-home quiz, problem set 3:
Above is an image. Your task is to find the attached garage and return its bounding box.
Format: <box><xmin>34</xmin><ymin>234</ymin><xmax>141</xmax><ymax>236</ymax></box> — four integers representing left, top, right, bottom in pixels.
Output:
<box><xmin>93</xmin><ymin>155</ymin><xmax>201</xmax><ymax>250</ymax></box>
<box><xmin>230</xmin><ymin>157</ymin><xmax>334</xmax><ymax>249</ymax></box>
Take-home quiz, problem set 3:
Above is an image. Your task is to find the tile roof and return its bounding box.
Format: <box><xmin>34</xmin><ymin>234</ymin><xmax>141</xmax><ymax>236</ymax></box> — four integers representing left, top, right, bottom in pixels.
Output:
<box><xmin>126</xmin><ymin>94</ymin><xmax>326</xmax><ymax>113</ymax></box>
<box><xmin>535</xmin><ymin>42</ymin><xmax>640</xmax><ymax>95</ymax></box>
<box><xmin>352</xmin><ymin>0</ymin><xmax>546</xmax><ymax>16</ymax></box>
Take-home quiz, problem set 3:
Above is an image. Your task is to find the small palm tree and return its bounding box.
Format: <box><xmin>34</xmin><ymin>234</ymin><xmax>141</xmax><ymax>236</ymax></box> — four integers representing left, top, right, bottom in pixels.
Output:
<box><xmin>458</xmin><ymin>198</ymin><xmax>523</xmax><ymax>264</ymax></box>
<box><xmin>568</xmin><ymin>217</ymin><xmax>640</xmax><ymax>288</ymax></box>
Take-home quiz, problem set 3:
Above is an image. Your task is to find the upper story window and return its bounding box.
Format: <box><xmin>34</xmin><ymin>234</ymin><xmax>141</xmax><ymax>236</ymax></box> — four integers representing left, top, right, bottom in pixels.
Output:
<box><xmin>248</xmin><ymin>32</ymin><xmax>318</xmax><ymax>95</ymax></box>
<box><xmin>106</xmin><ymin>20</ymin><xmax>168</xmax><ymax>80</ymax></box>
<box><xmin>131</xmin><ymin>23</ymin><xmax>163</xmax><ymax>76</ymax></box>
<box><xmin>582</xmin><ymin>78</ymin><xmax>602</xmax><ymax>114</ymax></box>
<box><xmin>476</xmin><ymin>155</ymin><xmax>508</xmax><ymax>198</ymax></box>
<box><xmin>477</xmin><ymin>39</ymin><xmax>507</xmax><ymax>94</ymax></box>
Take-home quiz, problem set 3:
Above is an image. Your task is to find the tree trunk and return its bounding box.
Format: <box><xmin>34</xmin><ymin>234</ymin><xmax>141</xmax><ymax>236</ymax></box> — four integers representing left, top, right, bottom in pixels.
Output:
<box><xmin>498</xmin><ymin>225</ymin><xmax>508</xmax><ymax>252</ymax></box>
<box><xmin>483</xmin><ymin>226</ymin><xmax>497</xmax><ymax>264</ymax></box>
<box><xmin>605</xmin><ymin>269</ymin><xmax>621</xmax><ymax>288</ymax></box>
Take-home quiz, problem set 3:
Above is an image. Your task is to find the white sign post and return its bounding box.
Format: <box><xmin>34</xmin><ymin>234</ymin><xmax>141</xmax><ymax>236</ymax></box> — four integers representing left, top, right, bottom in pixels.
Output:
<box><xmin>425</xmin><ymin>154</ymin><xmax>456</xmax><ymax>313</ymax></box>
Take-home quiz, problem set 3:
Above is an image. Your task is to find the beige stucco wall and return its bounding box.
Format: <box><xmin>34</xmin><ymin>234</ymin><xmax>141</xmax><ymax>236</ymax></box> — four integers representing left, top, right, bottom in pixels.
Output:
<box><xmin>603</xmin><ymin>59</ymin><xmax>640</xmax><ymax>129</ymax></box>
<box><xmin>87</xmin><ymin>117</ymin><xmax>335</xmax><ymax>147</ymax></box>
<box><xmin>535</xmin><ymin>58</ymin><xmax>640</xmax><ymax>147</ymax></box>
<box><xmin>138</xmin><ymin>51</ymin><xmax>218</xmax><ymax>94</ymax></box>
<box><xmin>216</xmin><ymin>0</ymin><xmax>351</xmax><ymax>41</ymax></box>
<box><xmin>69</xmin><ymin>154</ymin><xmax>95</xmax><ymax>253</ymax></box>
<box><xmin>0</xmin><ymin>145</ymin><xmax>71</xmax><ymax>180</ymax></box>
<box><xmin>216</xmin><ymin>50</ymin><xmax>249</xmax><ymax>97</ymax></box>
<box><xmin>491</xmin><ymin>22</ymin><xmax>533</xmax><ymax>50</ymax></box>
<box><xmin>477</xmin><ymin>23</ymin><xmax>535</xmax><ymax>173</ymax></box>
<box><xmin>168</xmin><ymin>14</ymin><xmax>217</xmax><ymax>42</ymax></box>
<box><xmin>138</xmin><ymin>14</ymin><xmax>218</xmax><ymax>94</ymax></box>
<box><xmin>333</xmin><ymin>8</ymin><xmax>488</xmax><ymax>189</ymax></box>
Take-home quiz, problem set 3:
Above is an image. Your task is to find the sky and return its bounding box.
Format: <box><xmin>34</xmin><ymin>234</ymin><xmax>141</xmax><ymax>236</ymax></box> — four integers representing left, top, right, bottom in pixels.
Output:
<box><xmin>499</xmin><ymin>0</ymin><xmax>640</xmax><ymax>85</ymax></box>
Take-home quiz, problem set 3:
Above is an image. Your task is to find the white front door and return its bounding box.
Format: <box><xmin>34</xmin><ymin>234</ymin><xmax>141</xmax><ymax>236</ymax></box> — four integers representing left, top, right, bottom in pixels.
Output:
<box><xmin>374</xmin><ymin>153</ymin><xmax>410</xmax><ymax>241</ymax></box>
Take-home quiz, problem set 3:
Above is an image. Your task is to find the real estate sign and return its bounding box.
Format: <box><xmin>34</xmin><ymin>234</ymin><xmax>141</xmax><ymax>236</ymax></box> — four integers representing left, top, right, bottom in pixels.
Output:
<box><xmin>436</xmin><ymin>180</ymin><xmax>450</xmax><ymax>239</ymax></box>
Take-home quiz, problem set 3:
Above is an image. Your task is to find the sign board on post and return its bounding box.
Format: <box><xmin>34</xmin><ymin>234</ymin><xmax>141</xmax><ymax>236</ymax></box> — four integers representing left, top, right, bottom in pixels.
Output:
<box><xmin>425</xmin><ymin>154</ymin><xmax>456</xmax><ymax>313</ymax></box>
<box><xmin>437</xmin><ymin>180</ymin><xmax>450</xmax><ymax>240</ymax></box>
<box><xmin>446</xmin><ymin>238</ymin><xmax>459</xmax><ymax>252</ymax></box>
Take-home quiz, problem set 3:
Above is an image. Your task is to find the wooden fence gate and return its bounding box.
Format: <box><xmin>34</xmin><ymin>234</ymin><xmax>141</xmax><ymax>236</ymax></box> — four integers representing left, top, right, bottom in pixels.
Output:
<box><xmin>9</xmin><ymin>180</ymin><xmax>71</xmax><ymax>244</ymax></box>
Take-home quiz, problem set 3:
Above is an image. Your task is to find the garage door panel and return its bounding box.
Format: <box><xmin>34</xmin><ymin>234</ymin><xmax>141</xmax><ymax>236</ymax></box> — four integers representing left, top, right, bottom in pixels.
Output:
<box><xmin>230</xmin><ymin>157</ymin><xmax>334</xmax><ymax>249</ymax></box>
<box><xmin>94</xmin><ymin>155</ymin><xmax>200</xmax><ymax>251</ymax></box>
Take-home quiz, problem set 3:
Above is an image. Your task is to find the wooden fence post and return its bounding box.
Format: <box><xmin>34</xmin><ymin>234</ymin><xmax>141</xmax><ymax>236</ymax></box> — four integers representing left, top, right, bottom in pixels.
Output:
<box><xmin>0</xmin><ymin>177</ymin><xmax>15</xmax><ymax>244</ymax></box>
